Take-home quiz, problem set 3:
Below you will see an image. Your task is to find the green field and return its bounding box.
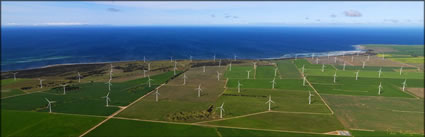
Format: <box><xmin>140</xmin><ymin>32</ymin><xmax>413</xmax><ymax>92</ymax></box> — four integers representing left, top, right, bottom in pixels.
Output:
<box><xmin>225</xmin><ymin>66</ymin><xmax>254</xmax><ymax>79</ymax></box>
<box><xmin>217</xmin><ymin>128</ymin><xmax>340</xmax><ymax>137</ymax></box>
<box><xmin>304</xmin><ymin>68</ymin><xmax>423</xmax><ymax>79</ymax></box>
<box><xmin>323</xmin><ymin>94</ymin><xmax>424</xmax><ymax>134</ymax></box>
<box><xmin>226</xmin><ymin>79</ymin><xmax>312</xmax><ymax>91</ymax></box>
<box><xmin>1</xmin><ymin>89</ymin><xmax>25</xmax><ymax>98</ymax></box>
<box><xmin>334</xmin><ymin>65</ymin><xmax>416</xmax><ymax>72</ymax></box>
<box><xmin>205</xmin><ymin>112</ymin><xmax>345</xmax><ymax>133</ymax></box>
<box><xmin>1</xmin><ymin>71</ymin><xmax>177</xmax><ymax>116</ymax></box>
<box><xmin>363</xmin><ymin>44</ymin><xmax>424</xmax><ymax>56</ymax></box>
<box><xmin>255</xmin><ymin>65</ymin><xmax>276</xmax><ymax>79</ymax></box>
<box><xmin>275</xmin><ymin>60</ymin><xmax>302</xmax><ymax>79</ymax></box>
<box><xmin>308</xmin><ymin>76</ymin><xmax>418</xmax><ymax>97</ymax></box>
<box><xmin>350</xmin><ymin>130</ymin><xmax>425</xmax><ymax>137</ymax></box>
<box><xmin>1</xmin><ymin>110</ymin><xmax>104</xmax><ymax>137</ymax></box>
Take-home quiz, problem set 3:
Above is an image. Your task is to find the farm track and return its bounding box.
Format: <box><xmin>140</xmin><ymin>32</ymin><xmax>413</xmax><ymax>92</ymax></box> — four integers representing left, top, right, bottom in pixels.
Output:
<box><xmin>1</xmin><ymin>88</ymin><xmax>48</xmax><ymax>99</ymax></box>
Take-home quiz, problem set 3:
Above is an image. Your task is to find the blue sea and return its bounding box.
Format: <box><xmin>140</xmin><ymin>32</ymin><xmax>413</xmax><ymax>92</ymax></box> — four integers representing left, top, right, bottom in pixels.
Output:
<box><xmin>1</xmin><ymin>26</ymin><xmax>424</xmax><ymax>72</ymax></box>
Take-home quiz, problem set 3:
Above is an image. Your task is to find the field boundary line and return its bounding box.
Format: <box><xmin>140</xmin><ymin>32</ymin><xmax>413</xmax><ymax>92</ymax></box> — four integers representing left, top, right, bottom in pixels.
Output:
<box><xmin>397</xmin><ymin>87</ymin><xmax>420</xmax><ymax>99</ymax></box>
<box><xmin>391</xmin><ymin>110</ymin><xmax>424</xmax><ymax>113</ymax></box>
<box><xmin>296</xmin><ymin>65</ymin><xmax>335</xmax><ymax>115</ymax></box>
<box><xmin>79</xmin><ymin>83</ymin><xmax>167</xmax><ymax>137</ymax></box>
<box><xmin>195</xmin><ymin>111</ymin><xmax>269</xmax><ymax>124</ymax></box>
<box><xmin>1</xmin><ymin>89</ymin><xmax>48</xmax><ymax>99</ymax></box>
<box><xmin>270</xmin><ymin>110</ymin><xmax>332</xmax><ymax>115</ymax></box>
<box><xmin>6</xmin><ymin>117</ymin><xmax>51</xmax><ymax>137</ymax></box>
<box><xmin>320</xmin><ymin>93</ymin><xmax>419</xmax><ymax>100</ymax></box>
<box><xmin>51</xmin><ymin>112</ymin><xmax>108</xmax><ymax>118</ymax></box>
<box><xmin>349</xmin><ymin>128</ymin><xmax>375</xmax><ymax>132</ymax></box>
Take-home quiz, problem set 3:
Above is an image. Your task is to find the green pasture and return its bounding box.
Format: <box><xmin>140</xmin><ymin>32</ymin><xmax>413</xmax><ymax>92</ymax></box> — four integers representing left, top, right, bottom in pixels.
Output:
<box><xmin>334</xmin><ymin>65</ymin><xmax>416</xmax><ymax>72</ymax></box>
<box><xmin>225</xmin><ymin>66</ymin><xmax>254</xmax><ymax>79</ymax></box>
<box><xmin>1</xmin><ymin>78</ymin><xmax>30</xmax><ymax>86</ymax></box>
<box><xmin>226</xmin><ymin>79</ymin><xmax>312</xmax><ymax>91</ymax></box>
<box><xmin>304</xmin><ymin>68</ymin><xmax>424</xmax><ymax>79</ymax></box>
<box><xmin>255</xmin><ymin>65</ymin><xmax>276</xmax><ymax>79</ymax></box>
<box><xmin>1</xmin><ymin>71</ymin><xmax>177</xmax><ymax>116</ymax></box>
<box><xmin>275</xmin><ymin>60</ymin><xmax>302</xmax><ymax>79</ymax></box>
<box><xmin>390</xmin><ymin>57</ymin><xmax>424</xmax><ymax>64</ymax></box>
<box><xmin>213</xmin><ymin>88</ymin><xmax>330</xmax><ymax>117</ymax></box>
<box><xmin>323</xmin><ymin>95</ymin><xmax>424</xmax><ymax>134</ymax></box>
<box><xmin>1</xmin><ymin>110</ymin><xmax>104</xmax><ymax>137</ymax></box>
<box><xmin>294</xmin><ymin>59</ymin><xmax>336</xmax><ymax>70</ymax></box>
<box><xmin>308</xmin><ymin>76</ymin><xmax>419</xmax><ymax>97</ymax></box>
<box><xmin>1</xmin><ymin>89</ymin><xmax>25</xmax><ymax>98</ymax></box>
<box><xmin>217</xmin><ymin>128</ymin><xmax>340</xmax><ymax>137</ymax></box>
<box><xmin>363</xmin><ymin>44</ymin><xmax>424</xmax><ymax>56</ymax></box>
<box><xmin>350</xmin><ymin>130</ymin><xmax>424</xmax><ymax>137</ymax></box>
<box><xmin>205</xmin><ymin>112</ymin><xmax>345</xmax><ymax>133</ymax></box>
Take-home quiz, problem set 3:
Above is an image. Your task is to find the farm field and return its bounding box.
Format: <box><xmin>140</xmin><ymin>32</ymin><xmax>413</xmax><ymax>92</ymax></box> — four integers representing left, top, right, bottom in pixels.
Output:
<box><xmin>323</xmin><ymin>94</ymin><xmax>424</xmax><ymax>134</ymax></box>
<box><xmin>225</xmin><ymin>65</ymin><xmax>254</xmax><ymax>79</ymax></box>
<box><xmin>1</xmin><ymin>71</ymin><xmax>177</xmax><ymax>116</ymax></box>
<box><xmin>1</xmin><ymin>110</ymin><xmax>104</xmax><ymax>137</ymax></box>
<box><xmin>303</xmin><ymin>68</ymin><xmax>423</xmax><ymax>79</ymax></box>
<box><xmin>275</xmin><ymin>60</ymin><xmax>302</xmax><ymax>79</ymax></box>
<box><xmin>226</xmin><ymin>79</ymin><xmax>313</xmax><ymax>91</ymax></box>
<box><xmin>255</xmin><ymin>65</ymin><xmax>276</xmax><ymax>79</ymax></box>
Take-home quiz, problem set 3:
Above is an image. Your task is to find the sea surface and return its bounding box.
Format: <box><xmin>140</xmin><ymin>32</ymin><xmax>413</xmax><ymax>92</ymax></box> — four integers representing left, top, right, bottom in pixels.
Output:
<box><xmin>1</xmin><ymin>26</ymin><xmax>424</xmax><ymax>72</ymax></box>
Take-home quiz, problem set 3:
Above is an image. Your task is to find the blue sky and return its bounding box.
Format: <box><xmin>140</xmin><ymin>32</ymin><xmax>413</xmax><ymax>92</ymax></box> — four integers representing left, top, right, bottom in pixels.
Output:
<box><xmin>1</xmin><ymin>1</ymin><xmax>424</xmax><ymax>27</ymax></box>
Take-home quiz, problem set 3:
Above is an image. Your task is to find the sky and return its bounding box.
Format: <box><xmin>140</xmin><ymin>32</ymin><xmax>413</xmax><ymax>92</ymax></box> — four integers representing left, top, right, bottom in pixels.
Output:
<box><xmin>1</xmin><ymin>1</ymin><xmax>424</xmax><ymax>27</ymax></box>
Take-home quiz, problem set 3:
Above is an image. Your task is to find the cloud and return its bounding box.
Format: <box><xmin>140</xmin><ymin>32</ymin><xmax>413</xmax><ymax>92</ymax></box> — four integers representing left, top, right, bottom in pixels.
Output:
<box><xmin>107</xmin><ymin>8</ymin><xmax>121</xmax><ymax>12</ymax></box>
<box><xmin>330</xmin><ymin>14</ymin><xmax>337</xmax><ymax>18</ymax></box>
<box><xmin>210</xmin><ymin>14</ymin><xmax>215</xmax><ymax>18</ymax></box>
<box><xmin>344</xmin><ymin>10</ymin><xmax>362</xmax><ymax>17</ymax></box>
<box><xmin>305</xmin><ymin>17</ymin><xmax>309</xmax><ymax>20</ymax></box>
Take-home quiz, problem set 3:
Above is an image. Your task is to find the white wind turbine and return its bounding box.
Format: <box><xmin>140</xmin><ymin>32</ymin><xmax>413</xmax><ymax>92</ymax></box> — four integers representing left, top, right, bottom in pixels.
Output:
<box><xmin>154</xmin><ymin>89</ymin><xmax>160</xmax><ymax>102</ymax></box>
<box><xmin>147</xmin><ymin>75</ymin><xmax>153</xmax><ymax>87</ymax></box>
<box><xmin>308</xmin><ymin>91</ymin><xmax>314</xmax><ymax>104</ymax></box>
<box><xmin>274</xmin><ymin>68</ymin><xmax>278</xmax><ymax>77</ymax></box>
<box><xmin>105</xmin><ymin>79</ymin><xmax>112</xmax><ymax>91</ymax></box>
<box><xmin>378</xmin><ymin>67</ymin><xmax>382</xmax><ymax>78</ymax></box>
<box><xmin>237</xmin><ymin>80</ymin><xmax>243</xmax><ymax>93</ymax></box>
<box><xmin>234</xmin><ymin>54</ymin><xmax>237</xmax><ymax>61</ymax></box>
<box><xmin>402</xmin><ymin>79</ymin><xmax>407</xmax><ymax>91</ymax></box>
<box><xmin>195</xmin><ymin>84</ymin><xmax>203</xmax><ymax>97</ymax></box>
<box><xmin>355</xmin><ymin>70</ymin><xmax>359</xmax><ymax>80</ymax></box>
<box><xmin>342</xmin><ymin>51</ymin><xmax>345</xmax><ymax>57</ymax></box>
<box><xmin>101</xmin><ymin>92</ymin><xmax>111</xmax><ymax>107</ymax></box>
<box><xmin>399</xmin><ymin>66</ymin><xmax>403</xmax><ymax>75</ymax></box>
<box><xmin>295</xmin><ymin>54</ymin><xmax>298</xmax><ymax>60</ymax></box>
<box><xmin>343</xmin><ymin>62</ymin><xmax>346</xmax><ymax>71</ymax></box>
<box><xmin>311</xmin><ymin>53</ymin><xmax>315</xmax><ymax>59</ymax></box>
<box><xmin>203</xmin><ymin>65</ymin><xmax>206</xmax><ymax>72</ymax></box>
<box><xmin>217</xmin><ymin>71</ymin><xmax>221</xmax><ymax>80</ymax></box>
<box><xmin>229</xmin><ymin>63</ymin><xmax>232</xmax><ymax>71</ymax></box>
<box><xmin>143</xmin><ymin>70</ymin><xmax>147</xmax><ymax>78</ymax></box>
<box><xmin>378</xmin><ymin>82</ymin><xmax>383</xmax><ymax>95</ymax></box>
<box><xmin>265</xmin><ymin>95</ymin><xmax>275</xmax><ymax>111</ymax></box>
<box><xmin>173</xmin><ymin>61</ymin><xmax>178</xmax><ymax>75</ymax></box>
<box><xmin>327</xmin><ymin>53</ymin><xmax>330</xmax><ymax>59</ymax></box>
<box><xmin>270</xmin><ymin>78</ymin><xmax>276</xmax><ymax>89</ymax></box>
<box><xmin>213</xmin><ymin>54</ymin><xmax>216</xmax><ymax>62</ymax></box>
<box><xmin>334</xmin><ymin>56</ymin><xmax>337</xmax><ymax>63</ymax></box>
<box><xmin>45</xmin><ymin>98</ymin><xmax>56</xmax><ymax>113</ymax></box>
<box><xmin>321</xmin><ymin>64</ymin><xmax>325</xmax><ymax>72</ymax></box>
<box><xmin>39</xmin><ymin>78</ymin><xmax>45</xmax><ymax>88</ymax></box>
<box><xmin>12</xmin><ymin>72</ymin><xmax>18</xmax><ymax>81</ymax></box>
<box><xmin>148</xmin><ymin>63</ymin><xmax>151</xmax><ymax>71</ymax></box>
<box><xmin>315</xmin><ymin>58</ymin><xmax>319</xmax><ymax>64</ymax></box>
<box><xmin>170</xmin><ymin>56</ymin><xmax>173</xmax><ymax>62</ymax></box>
<box><xmin>190</xmin><ymin>55</ymin><xmax>193</xmax><ymax>62</ymax></box>
<box><xmin>253</xmin><ymin>62</ymin><xmax>257</xmax><ymax>70</ymax></box>
<box><xmin>246</xmin><ymin>70</ymin><xmax>251</xmax><ymax>79</ymax></box>
<box><xmin>183</xmin><ymin>74</ymin><xmax>188</xmax><ymax>85</ymax></box>
<box><xmin>362</xmin><ymin>61</ymin><xmax>366</xmax><ymax>69</ymax></box>
<box><xmin>110</xmin><ymin>64</ymin><xmax>114</xmax><ymax>72</ymax></box>
<box><xmin>351</xmin><ymin>55</ymin><xmax>354</xmax><ymax>62</ymax></box>
<box><xmin>367</xmin><ymin>55</ymin><xmax>370</xmax><ymax>61</ymax></box>
<box><xmin>218</xmin><ymin>59</ymin><xmax>222</xmax><ymax>68</ymax></box>
<box><xmin>144</xmin><ymin>56</ymin><xmax>146</xmax><ymax>63</ymax></box>
<box><xmin>333</xmin><ymin>72</ymin><xmax>337</xmax><ymax>83</ymax></box>
<box><xmin>77</xmin><ymin>72</ymin><xmax>81</xmax><ymax>83</ymax></box>
<box><xmin>303</xmin><ymin>76</ymin><xmax>306</xmax><ymax>86</ymax></box>
<box><xmin>216</xmin><ymin>102</ymin><xmax>225</xmax><ymax>118</ymax></box>
<box><xmin>61</xmin><ymin>84</ymin><xmax>68</xmax><ymax>95</ymax></box>
<box><xmin>301</xmin><ymin>65</ymin><xmax>305</xmax><ymax>75</ymax></box>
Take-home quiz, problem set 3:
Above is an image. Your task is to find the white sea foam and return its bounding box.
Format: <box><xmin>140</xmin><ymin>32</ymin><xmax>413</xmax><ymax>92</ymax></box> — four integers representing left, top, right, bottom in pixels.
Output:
<box><xmin>264</xmin><ymin>45</ymin><xmax>366</xmax><ymax>60</ymax></box>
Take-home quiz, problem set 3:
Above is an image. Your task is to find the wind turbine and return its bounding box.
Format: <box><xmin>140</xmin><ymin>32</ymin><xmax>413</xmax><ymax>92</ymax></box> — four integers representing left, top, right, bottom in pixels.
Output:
<box><xmin>265</xmin><ymin>95</ymin><xmax>275</xmax><ymax>111</ymax></box>
<box><xmin>402</xmin><ymin>79</ymin><xmax>407</xmax><ymax>91</ymax></box>
<box><xmin>303</xmin><ymin>76</ymin><xmax>306</xmax><ymax>86</ymax></box>
<box><xmin>378</xmin><ymin>82</ymin><xmax>383</xmax><ymax>95</ymax></box>
<box><xmin>147</xmin><ymin>75</ymin><xmax>153</xmax><ymax>87</ymax></box>
<box><xmin>342</xmin><ymin>51</ymin><xmax>345</xmax><ymax>57</ymax></box>
<box><xmin>170</xmin><ymin>56</ymin><xmax>173</xmax><ymax>62</ymax></box>
<box><xmin>301</xmin><ymin>65</ymin><xmax>305</xmax><ymax>75</ymax></box>
<box><xmin>399</xmin><ymin>66</ymin><xmax>403</xmax><ymax>75</ymax></box>
<box><xmin>295</xmin><ymin>54</ymin><xmax>298</xmax><ymax>60</ymax></box>
<box><xmin>154</xmin><ymin>89</ymin><xmax>160</xmax><ymax>102</ymax></box>
<box><xmin>105</xmin><ymin>79</ymin><xmax>112</xmax><ymax>91</ymax></box>
<box><xmin>334</xmin><ymin>56</ymin><xmax>337</xmax><ymax>63</ymax></box>
<box><xmin>183</xmin><ymin>74</ymin><xmax>188</xmax><ymax>85</ymax></box>
<box><xmin>143</xmin><ymin>70</ymin><xmax>147</xmax><ymax>78</ymax></box>
<box><xmin>39</xmin><ymin>78</ymin><xmax>45</xmax><ymax>88</ymax></box>
<box><xmin>362</xmin><ymin>61</ymin><xmax>366</xmax><ymax>69</ymax></box>
<box><xmin>217</xmin><ymin>71</ymin><xmax>221</xmax><ymax>80</ymax></box>
<box><xmin>101</xmin><ymin>92</ymin><xmax>111</xmax><ymax>107</ymax></box>
<box><xmin>203</xmin><ymin>65</ymin><xmax>206</xmax><ymax>72</ymax></box>
<box><xmin>61</xmin><ymin>84</ymin><xmax>68</xmax><ymax>95</ymax></box>
<box><xmin>216</xmin><ymin>102</ymin><xmax>225</xmax><ymax>118</ymax></box>
<box><xmin>246</xmin><ymin>70</ymin><xmax>251</xmax><ymax>79</ymax></box>
<box><xmin>234</xmin><ymin>54</ymin><xmax>237</xmax><ymax>61</ymax></box>
<box><xmin>77</xmin><ymin>72</ymin><xmax>81</xmax><ymax>83</ymax></box>
<box><xmin>219</xmin><ymin>59</ymin><xmax>222</xmax><ymax>67</ymax></box>
<box><xmin>343</xmin><ymin>62</ymin><xmax>346</xmax><ymax>71</ymax></box>
<box><xmin>148</xmin><ymin>63</ymin><xmax>151</xmax><ymax>71</ymax></box>
<box><xmin>237</xmin><ymin>80</ymin><xmax>243</xmax><ymax>93</ymax></box>
<box><xmin>311</xmin><ymin>53</ymin><xmax>315</xmax><ymax>59</ymax></box>
<box><xmin>109</xmin><ymin>71</ymin><xmax>113</xmax><ymax>80</ymax></box>
<box><xmin>229</xmin><ymin>63</ymin><xmax>232</xmax><ymax>71</ymax></box>
<box><xmin>351</xmin><ymin>55</ymin><xmax>354</xmax><ymax>62</ymax></box>
<box><xmin>12</xmin><ymin>72</ymin><xmax>18</xmax><ymax>81</ymax></box>
<box><xmin>333</xmin><ymin>72</ymin><xmax>337</xmax><ymax>83</ymax></box>
<box><xmin>270</xmin><ymin>78</ymin><xmax>276</xmax><ymax>89</ymax></box>
<box><xmin>253</xmin><ymin>62</ymin><xmax>257</xmax><ymax>70</ymax></box>
<box><xmin>327</xmin><ymin>53</ymin><xmax>330</xmax><ymax>59</ymax></box>
<box><xmin>174</xmin><ymin>61</ymin><xmax>177</xmax><ymax>75</ymax></box>
<box><xmin>143</xmin><ymin>56</ymin><xmax>146</xmax><ymax>63</ymax></box>
<box><xmin>213</xmin><ymin>54</ymin><xmax>216</xmax><ymax>62</ymax></box>
<box><xmin>274</xmin><ymin>68</ymin><xmax>278</xmax><ymax>77</ymax></box>
<box><xmin>195</xmin><ymin>84</ymin><xmax>203</xmax><ymax>97</ymax></box>
<box><xmin>308</xmin><ymin>91</ymin><xmax>314</xmax><ymax>104</ymax></box>
<box><xmin>378</xmin><ymin>67</ymin><xmax>382</xmax><ymax>78</ymax></box>
<box><xmin>315</xmin><ymin>58</ymin><xmax>319</xmax><ymax>64</ymax></box>
<box><xmin>321</xmin><ymin>64</ymin><xmax>325</xmax><ymax>72</ymax></box>
<box><xmin>45</xmin><ymin>98</ymin><xmax>56</xmax><ymax>113</ymax></box>
<box><xmin>355</xmin><ymin>70</ymin><xmax>360</xmax><ymax>80</ymax></box>
<box><xmin>190</xmin><ymin>55</ymin><xmax>193</xmax><ymax>62</ymax></box>
<box><xmin>367</xmin><ymin>55</ymin><xmax>370</xmax><ymax>61</ymax></box>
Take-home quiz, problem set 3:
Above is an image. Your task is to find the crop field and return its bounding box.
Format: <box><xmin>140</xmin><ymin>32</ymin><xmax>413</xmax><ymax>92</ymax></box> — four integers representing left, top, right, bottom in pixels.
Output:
<box><xmin>349</xmin><ymin>130</ymin><xmax>425</xmax><ymax>137</ymax></box>
<box><xmin>2</xmin><ymin>110</ymin><xmax>104</xmax><ymax>137</ymax></box>
<box><xmin>117</xmin><ymin>66</ymin><xmax>226</xmax><ymax>122</ymax></box>
<box><xmin>204</xmin><ymin>112</ymin><xmax>344</xmax><ymax>133</ymax></box>
<box><xmin>225</xmin><ymin>65</ymin><xmax>254</xmax><ymax>79</ymax></box>
<box><xmin>226</xmin><ymin>79</ymin><xmax>312</xmax><ymax>91</ymax></box>
<box><xmin>304</xmin><ymin>68</ymin><xmax>423</xmax><ymax>79</ymax></box>
<box><xmin>217</xmin><ymin>128</ymin><xmax>340</xmax><ymax>137</ymax></box>
<box><xmin>275</xmin><ymin>60</ymin><xmax>302</xmax><ymax>79</ymax></box>
<box><xmin>323</xmin><ymin>94</ymin><xmax>424</xmax><ymax>134</ymax></box>
<box><xmin>1</xmin><ymin>71</ymin><xmax>176</xmax><ymax>116</ymax></box>
<box><xmin>255</xmin><ymin>65</ymin><xmax>276</xmax><ymax>79</ymax></box>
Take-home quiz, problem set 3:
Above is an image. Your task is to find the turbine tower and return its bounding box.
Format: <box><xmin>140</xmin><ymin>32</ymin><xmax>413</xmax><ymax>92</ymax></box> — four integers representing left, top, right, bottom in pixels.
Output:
<box><xmin>402</xmin><ymin>79</ymin><xmax>407</xmax><ymax>91</ymax></box>
<box><xmin>148</xmin><ymin>63</ymin><xmax>151</xmax><ymax>71</ymax></box>
<box><xmin>144</xmin><ymin>56</ymin><xmax>146</xmax><ymax>63</ymax></box>
<box><xmin>45</xmin><ymin>98</ymin><xmax>56</xmax><ymax>113</ymax></box>
<box><xmin>321</xmin><ymin>64</ymin><xmax>325</xmax><ymax>72</ymax></box>
<box><xmin>355</xmin><ymin>70</ymin><xmax>359</xmax><ymax>80</ymax></box>
<box><xmin>213</xmin><ymin>54</ymin><xmax>216</xmax><ymax>62</ymax></box>
<box><xmin>39</xmin><ymin>78</ymin><xmax>45</xmax><ymax>88</ymax></box>
<box><xmin>378</xmin><ymin>82</ymin><xmax>383</xmax><ymax>95</ymax></box>
<box><xmin>327</xmin><ymin>53</ymin><xmax>330</xmax><ymax>59</ymax></box>
<box><xmin>217</xmin><ymin>71</ymin><xmax>221</xmax><ymax>80</ymax></box>
<box><xmin>143</xmin><ymin>70</ymin><xmax>147</xmax><ymax>78</ymax></box>
<box><xmin>102</xmin><ymin>92</ymin><xmax>111</xmax><ymax>107</ymax></box>
<box><xmin>378</xmin><ymin>67</ymin><xmax>382</xmax><ymax>78</ymax></box>
<box><xmin>237</xmin><ymin>80</ymin><xmax>243</xmax><ymax>93</ymax></box>
<box><xmin>308</xmin><ymin>91</ymin><xmax>314</xmax><ymax>104</ymax></box>
<box><xmin>362</xmin><ymin>61</ymin><xmax>366</xmax><ymax>69</ymax></box>
<box><xmin>333</xmin><ymin>72</ymin><xmax>337</xmax><ymax>83</ymax></box>
<box><xmin>195</xmin><ymin>84</ymin><xmax>203</xmax><ymax>97</ymax></box>
<box><xmin>12</xmin><ymin>72</ymin><xmax>18</xmax><ymax>81</ymax></box>
<box><xmin>105</xmin><ymin>79</ymin><xmax>112</xmax><ymax>91</ymax></box>
<box><xmin>316</xmin><ymin>58</ymin><xmax>319</xmax><ymax>64</ymax></box>
<box><xmin>351</xmin><ymin>55</ymin><xmax>354</xmax><ymax>62</ymax></box>
<box><xmin>265</xmin><ymin>95</ymin><xmax>275</xmax><ymax>111</ymax></box>
<box><xmin>216</xmin><ymin>102</ymin><xmax>225</xmax><ymax>118</ymax></box>
<box><xmin>270</xmin><ymin>78</ymin><xmax>276</xmax><ymax>89</ymax></box>
<box><xmin>303</xmin><ymin>76</ymin><xmax>306</xmax><ymax>86</ymax></box>
<box><xmin>234</xmin><ymin>54</ymin><xmax>237</xmax><ymax>61</ymax></box>
<box><xmin>154</xmin><ymin>89</ymin><xmax>160</xmax><ymax>102</ymax></box>
<box><xmin>246</xmin><ymin>70</ymin><xmax>251</xmax><ymax>79</ymax></box>
<box><xmin>174</xmin><ymin>61</ymin><xmax>177</xmax><ymax>75</ymax></box>
<box><xmin>170</xmin><ymin>56</ymin><xmax>173</xmax><ymax>62</ymax></box>
<box><xmin>274</xmin><ymin>68</ymin><xmax>278</xmax><ymax>77</ymax></box>
<box><xmin>61</xmin><ymin>84</ymin><xmax>68</xmax><ymax>95</ymax></box>
<box><xmin>334</xmin><ymin>56</ymin><xmax>337</xmax><ymax>64</ymax></box>
<box><xmin>343</xmin><ymin>62</ymin><xmax>346</xmax><ymax>71</ymax></box>
<box><xmin>190</xmin><ymin>55</ymin><xmax>193</xmax><ymax>62</ymax></box>
<box><xmin>77</xmin><ymin>72</ymin><xmax>81</xmax><ymax>83</ymax></box>
<box><xmin>219</xmin><ymin>59</ymin><xmax>222</xmax><ymax>68</ymax></box>
<box><xmin>203</xmin><ymin>66</ymin><xmax>206</xmax><ymax>72</ymax></box>
<box><xmin>295</xmin><ymin>54</ymin><xmax>298</xmax><ymax>60</ymax></box>
<box><xmin>367</xmin><ymin>55</ymin><xmax>370</xmax><ymax>61</ymax></box>
<box><xmin>253</xmin><ymin>62</ymin><xmax>257</xmax><ymax>70</ymax></box>
<box><xmin>311</xmin><ymin>53</ymin><xmax>315</xmax><ymax>59</ymax></box>
<box><xmin>183</xmin><ymin>74</ymin><xmax>188</xmax><ymax>85</ymax></box>
<box><xmin>147</xmin><ymin>75</ymin><xmax>153</xmax><ymax>87</ymax></box>
<box><xmin>399</xmin><ymin>66</ymin><xmax>403</xmax><ymax>75</ymax></box>
<box><xmin>229</xmin><ymin>63</ymin><xmax>232</xmax><ymax>71</ymax></box>
<box><xmin>301</xmin><ymin>65</ymin><xmax>305</xmax><ymax>75</ymax></box>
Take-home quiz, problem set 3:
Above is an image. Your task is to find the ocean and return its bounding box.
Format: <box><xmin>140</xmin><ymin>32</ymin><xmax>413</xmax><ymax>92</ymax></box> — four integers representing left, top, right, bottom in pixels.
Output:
<box><xmin>1</xmin><ymin>26</ymin><xmax>424</xmax><ymax>72</ymax></box>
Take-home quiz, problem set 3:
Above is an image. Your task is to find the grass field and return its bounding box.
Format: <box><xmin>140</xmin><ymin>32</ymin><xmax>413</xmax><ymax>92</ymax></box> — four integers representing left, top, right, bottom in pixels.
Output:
<box><xmin>1</xmin><ymin>71</ymin><xmax>177</xmax><ymax>116</ymax></box>
<box><xmin>304</xmin><ymin>67</ymin><xmax>424</xmax><ymax>79</ymax></box>
<box><xmin>226</xmin><ymin>79</ymin><xmax>312</xmax><ymax>91</ymax></box>
<box><xmin>204</xmin><ymin>112</ymin><xmax>345</xmax><ymax>133</ymax></box>
<box><xmin>1</xmin><ymin>89</ymin><xmax>25</xmax><ymax>98</ymax></box>
<box><xmin>225</xmin><ymin>66</ymin><xmax>254</xmax><ymax>79</ymax></box>
<box><xmin>363</xmin><ymin>44</ymin><xmax>424</xmax><ymax>56</ymax></box>
<box><xmin>308</xmin><ymin>76</ymin><xmax>419</xmax><ymax>97</ymax></box>
<box><xmin>1</xmin><ymin>110</ymin><xmax>104</xmax><ymax>137</ymax></box>
<box><xmin>323</xmin><ymin>94</ymin><xmax>424</xmax><ymax>134</ymax></box>
<box><xmin>350</xmin><ymin>130</ymin><xmax>425</xmax><ymax>137</ymax></box>
<box><xmin>275</xmin><ymin>60</ymin><xmax>302</xmax><ymax>79</ymax></box>
<box><xmin>255</xmin><ymin>65</ymin><xmax>276</xmax><ymax>79</ymax></box>
<box><xmin>217</xmin><ymin>128</ymin><xmax>340</xmax><ymax>137</ymax></box>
